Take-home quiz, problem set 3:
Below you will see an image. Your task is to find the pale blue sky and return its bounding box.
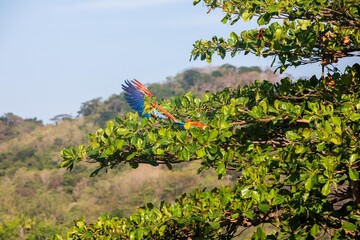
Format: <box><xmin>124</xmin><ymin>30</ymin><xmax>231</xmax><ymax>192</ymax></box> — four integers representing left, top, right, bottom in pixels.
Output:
<box><xmin>0</xmin><ymin>0</ymin><xmax>357</xmax><ymax>123</ymax></box>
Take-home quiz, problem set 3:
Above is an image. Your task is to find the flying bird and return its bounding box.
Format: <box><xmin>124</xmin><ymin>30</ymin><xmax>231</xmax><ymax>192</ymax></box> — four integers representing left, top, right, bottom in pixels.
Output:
<box><xmin>121</xmin><ymin>79</ymin><xmax>206</xmax><ymax>130</ymax></box>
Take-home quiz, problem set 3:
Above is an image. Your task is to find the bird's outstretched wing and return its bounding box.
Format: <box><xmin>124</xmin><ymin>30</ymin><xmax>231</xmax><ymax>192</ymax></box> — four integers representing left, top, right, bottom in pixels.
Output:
<box><xmin>121</xmin><ymin>79</ymin><xmax>147</xmax><ymax>117</ymax></box>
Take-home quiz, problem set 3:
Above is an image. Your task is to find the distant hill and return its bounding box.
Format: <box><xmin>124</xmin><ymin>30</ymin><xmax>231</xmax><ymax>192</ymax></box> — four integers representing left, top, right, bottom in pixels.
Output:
<box><xmin>0</xmin><ymin>113</ymin><xmax>43</xmax><ymax>143</ymax></box>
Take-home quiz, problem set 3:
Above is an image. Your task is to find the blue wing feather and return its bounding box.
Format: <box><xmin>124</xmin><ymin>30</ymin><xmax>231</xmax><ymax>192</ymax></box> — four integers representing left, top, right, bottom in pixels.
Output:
<box><xmin>122</xmin><ymin>80</ymin><xmax>147</xmax><ymax>117</ymax></box>
<box><xmin>122</xmin><ymin>79</ymin><xmax>167</xmax><ymax>119</ymax></box>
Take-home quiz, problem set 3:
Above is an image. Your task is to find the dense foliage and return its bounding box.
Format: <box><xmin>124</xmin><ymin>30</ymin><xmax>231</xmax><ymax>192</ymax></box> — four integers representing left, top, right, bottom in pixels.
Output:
<box><xmin>58</xmin><ymin>0</ymin><xmax>360</xmax><ymax>239</ymax></box>
<box><xmin>60</xmin><ymin>64</ymin><xmax>360</xmax><ymax>239</ymax></box>
<box><xmin>192</xmin><ymin>0</ymin><xmax>360</xmax><ymax>72</ymax></box>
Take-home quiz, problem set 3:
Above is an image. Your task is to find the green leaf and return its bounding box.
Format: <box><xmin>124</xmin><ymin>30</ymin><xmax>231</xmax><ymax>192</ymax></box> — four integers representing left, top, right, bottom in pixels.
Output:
<box><xmin>349</xmin><ymin>168</ymin><xmax>359</xmax><ymax>181</ymax></box>
<box><xmin>330</xmin><ymin>137</ymin><xmax>341</xmax><ymax>145</ymax></box>
<box><xmin>275</xmin><ymin>195</ymin><xmax>285</xmax><ymax>205</ymax></box>
<box><xmin>316</xmin><ymin>142</ymin><xmax>326</xmax><ymax>152</ymax></box>
<box><xmin>241</xmin><ymin>10</ymin><xmax>253</xmax><ymax>22</ymax></box>
<box><xmin>126</xmin><ymin>152</ymin><xmax>137</xmax><ymax>161</ymax></box>
<box><xmin>115</xmin><ymin>139</ymin><xmax>125</xmax><ymax>149</ymax></box>
<box><xmin>349</xmin><ymin>153</ymin><xmax>358</xmax><ymax>164</ymax></box>
<box><xmin>221</xmin><ymin>15</ymin><xmax>229</xmax><ymax>24</ymax></box>
<box><xmin>258</xmin><ymin>98</ymin><xmax>268</xmax><ymax>114</ymax></box>
<box><xmin>295</xmin><ymin>145</ymin><xmax>306</xmax><ymax>154</ymax></box>
<box><xmin>324</xmin><ymin>120</ymin><xmax>332</xmax><ymax>133</ymax></box>
<box><xmin>350</xmin><ymin>113</ymin><xmax>360</xmax><ymax>121</ymax></box>
<box><xmin>117</xmin><ymin>128</ymin><xmax>130</xmax><ymax>135</ymax></box>
<box><xmin>154</xmin><ymin>147</ymin><xmax>164</xmax><ymax>155</ymax></box>
<box><xmin>241</xmin><ymin>187</ymin><xmax>251</xmax><ymax>198</ymax></box>
<box><xmin>305</xmin><ymin>174</ymin><xmax>315</xmax><ymax>191</ymax></box>
<box><xmin>90</xmin><ymin>166</ymin><xmax>103</xmax><ymax>177</ymax></box>
<box><xmin>286</xmin><ymin>131</ymin><xmax>301</xmax><ymax>141</ymax></box>
<box><xmin>252</xmin><ymin>226</ymin><xmax>266</xmax><ymax>240</ymax></box>
<box><xmin>135</xmin><ymin>229</ymin><xmax>143</xmax><ymax>240</ymax></box>
<box><xmin>258</xmin><ymin>203</ymin><xmax>270</xmax><ymax>213</ymax></box>
<box><xmin>203</xmin><ymin>92</ymin><xmax>212</xmax><ymax>102</ymax></box>
<box><xmin>274</xmin><ymin>28</ymin><xmax>282</xmax><ymax>40</ymax></box>
<box><xmin>219</xmin><ymin>119</ymin><xmax>229</xmax><ymax>130</ymax></box>
<box><xmin>196</xmin><ymin>148</ymin><xmax>206</xmax><ymax>158</ymax></box>
<box><xmin>230</xmin><ymin>31</ymin><xmax>238</xmax><ymax>43</ymax></box>
<box><xmin>274</xmin><ymin>99</ymin><xmax>281</xmax><ymax>109</ymax></box>
<box><xmin>176</xmin><ymin>132</ymin><xmax>186</xmax><ymax>144</ymax></box>
<box><xmin>321</xmin><ymin>181</ymin><xmax>331</xmax><ymax>196</ymax></box>
<box><xmin>332</xmin><ymin>116</ymin><xmax>341</xmax><ymax>126</ymax></box>
<box><xmin>194</xmin><ymin>97</ymin><xmax>201</xmax><ymax>107</ymax></box>
<box><xmin>310</xmin><ymin>223</ymin><xmax>320</xmax><ymax>237</ymax></box>
<box><xmin>223</xmin><ymin>131</ymin><xmax>232</xmax><ymax>138</ymax></box>
<box><xmin>158</xmin><ymin>225</ymin><xmax>167</xmax><ymax>236</ymax></box>
<box><xmin>342</xmin><ymin>221</ymin><xmax>357</xmax><ymax>232</ymax></box>
<box><xmin>222</xmin><ymin>2</ymin><xmax>233</xmax><ymax>13</ymax></box>
<box><xmin>208</xmin><ymin>129</ymin><xmax>219</xmax><ymax>141</ymax></box>
<box><xmin>209</xmin><ymin>221</ymin><xmax>220</xmax><ymax>229</ymax></box>
<box><xmin>181</xmin><ymin>148</ymin><xmax>190</xmax><ymax>161</ymax></box>
<box><xmin>216</xmin><ymin>162</ymin><xmax>226</xmax><ymax>177</ymax></box>
<box><xmin>350</xmin><ymin>214</ymin><xmax>360</xmax><ymax>221</ymax></box>
<box><xmin>252</xmin><ymin>191</ymin><xmax>260</xmax><ymax>203</ymax></box>
<box><xmin>136</xmin><ymin>138</ymin><xmax>143</xmax><ymax>150</ymax></box>
<box><xmin>257</xmin><ymin>13</ymin><xmax>271</xmax><ymax>25</ymax></box>
<box><xmin>334</xmin><ymin>125</ymin><xmax>342</xmax><ymax>134</ymax></box>
<box><xmin>105</xmin><ymin>120</ymin><xmax>114</xmax><ymax>136</ymax></box>
<box><xmin>147</xmin><ymin>132</ymin><xmax>156</xmax><ymax>142</ymax></box>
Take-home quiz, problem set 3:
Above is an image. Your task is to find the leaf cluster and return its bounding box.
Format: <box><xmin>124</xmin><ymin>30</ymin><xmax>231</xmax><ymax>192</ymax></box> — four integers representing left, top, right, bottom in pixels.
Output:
<box><xmin>192</xmin><ymin>0</ymin><xmax>360</xmax><ymax>72</ymax></box>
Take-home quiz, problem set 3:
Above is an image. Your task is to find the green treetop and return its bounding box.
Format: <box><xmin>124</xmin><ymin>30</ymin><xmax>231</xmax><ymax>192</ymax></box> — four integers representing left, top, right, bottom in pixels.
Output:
<box><xmin>58</xmin><ymin>0</ymin><xmax>360</xmax><ymax>239</ymax></box>
<box><xmin>192</xmin><ymin>0</ymin><xmax>360</xmax><ymax>73</ymax></box>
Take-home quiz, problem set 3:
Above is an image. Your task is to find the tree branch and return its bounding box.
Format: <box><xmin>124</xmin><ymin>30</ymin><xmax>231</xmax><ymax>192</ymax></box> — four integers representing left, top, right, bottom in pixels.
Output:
<box><xmin>231</xmin><ymin>116</ymin><xmax>310</xmax><ymax>125</ymax></box>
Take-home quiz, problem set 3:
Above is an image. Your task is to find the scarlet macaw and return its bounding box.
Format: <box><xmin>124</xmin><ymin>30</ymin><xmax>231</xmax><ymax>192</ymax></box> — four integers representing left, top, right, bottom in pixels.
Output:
<box><xmin>121</xmin><ymin>79</ymin><xmax>206</xmax><ymax>130</ymax></box>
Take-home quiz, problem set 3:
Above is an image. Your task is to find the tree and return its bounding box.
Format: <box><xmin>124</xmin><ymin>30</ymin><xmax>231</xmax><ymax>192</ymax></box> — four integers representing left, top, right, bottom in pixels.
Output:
<box><xmin>77</xmin><ymin>98</ymin><xmax>102</xmax><ymax>117</ymax></box>
<box><xmin>58</xmin><ymin>1</ymin><xmax>360</xmax><ymax>239</ymax></box>
<box><xmin>50</xmin><ymin>114</ymin><xmax>73</xmax><ymax>124</ymax></box>
<box><xmin>191</xmin><ymin>0</ymin><xmax>360</xmax><ymax>74</ymax></box>
<box><xmin>182</xmin><ymin>69</ymin><xmax>202</xmax><ymax>90</ymax></box>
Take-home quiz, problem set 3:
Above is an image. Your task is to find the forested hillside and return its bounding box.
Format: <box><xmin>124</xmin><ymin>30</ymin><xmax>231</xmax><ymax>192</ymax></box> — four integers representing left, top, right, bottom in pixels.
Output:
<box><xmin>0</xmin><ymin>65</ymin><xmax>278</xmax><ymax>238</ymax></box>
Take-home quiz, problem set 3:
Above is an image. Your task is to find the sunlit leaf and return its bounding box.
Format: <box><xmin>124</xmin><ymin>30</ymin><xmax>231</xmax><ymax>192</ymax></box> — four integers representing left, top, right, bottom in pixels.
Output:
<box><xmin>349</xmin><ymin>168</ymin><xmax>359</xmax><ymax>181</ymax></box>
<box><xmin>342</xmin><ymin>221</ymin><xmax>357</xmax><ymax>232</ymax></box>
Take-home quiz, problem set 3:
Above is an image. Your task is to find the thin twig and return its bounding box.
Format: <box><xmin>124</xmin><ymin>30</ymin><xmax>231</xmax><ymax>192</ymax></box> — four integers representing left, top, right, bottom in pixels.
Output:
<box><xmin>231</xmin><ymin>116</ymin><xmax>310</xmax><ymax>126</ymax></box>
<box><xmin>279</xmin><ymin>93</ymin><xmax>321</xmax><ymax>99</ymax></box>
